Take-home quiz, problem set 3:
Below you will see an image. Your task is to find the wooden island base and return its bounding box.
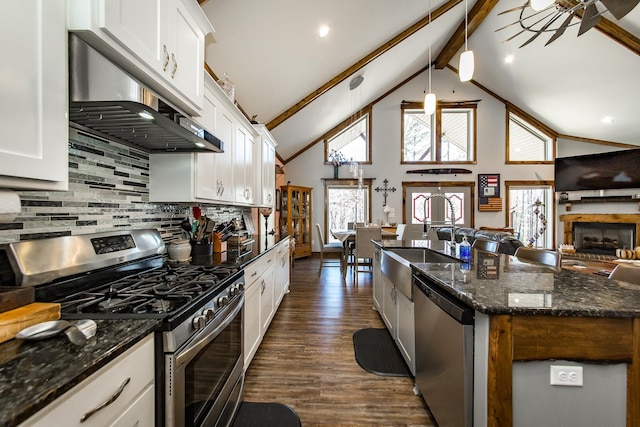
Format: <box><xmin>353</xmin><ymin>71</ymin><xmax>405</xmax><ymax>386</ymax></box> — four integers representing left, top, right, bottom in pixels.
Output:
<box><xmin>487</xmin><ymin>315</ymin><xmax>640</xmax><ymax>426</ymax></box>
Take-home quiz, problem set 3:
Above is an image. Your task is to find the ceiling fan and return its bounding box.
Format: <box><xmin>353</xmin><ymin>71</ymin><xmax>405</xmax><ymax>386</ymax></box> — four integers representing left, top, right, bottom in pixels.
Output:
<box><xmin>496</xmin><ymin>0</ymin><xmax>640</xmax><ymax>47</ymax></box>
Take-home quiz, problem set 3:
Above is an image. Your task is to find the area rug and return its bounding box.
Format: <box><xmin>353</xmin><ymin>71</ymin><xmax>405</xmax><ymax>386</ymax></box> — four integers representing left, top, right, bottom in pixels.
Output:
<box><xmin>352</xmin><ymin>328</ymin><xmax>412</xmax><ymax>377</ymax></box>
<box><xmin>232</xmin><ymin>401</ymin><xmax>302</xmax><ymax>427</ymax></box>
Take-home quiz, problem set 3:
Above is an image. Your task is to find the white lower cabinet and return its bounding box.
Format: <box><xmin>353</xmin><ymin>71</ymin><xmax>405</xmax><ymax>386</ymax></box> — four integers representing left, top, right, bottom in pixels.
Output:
<box><xmin>20</xmin><ymin>334</ymin><xmax>155</xmax><ymax>427</ymax></box>
<box><xmin>375</xmin><ymin>248</ymin><xmax>415</xmax><ymax>376</ymax></box>
<box><xmin>243</xmin><ymin>239</ymin><xmax>291</xmax><ymax>370</ymax></box>
<box><xmin>274</xmin><ymin>239</ymin><xmax>291</xmax><ymax>306</ymax></box>
<box><xmin>372</xmin><ymin>247</ymin><xmax>383</xmax><ymax>311</ymax></box>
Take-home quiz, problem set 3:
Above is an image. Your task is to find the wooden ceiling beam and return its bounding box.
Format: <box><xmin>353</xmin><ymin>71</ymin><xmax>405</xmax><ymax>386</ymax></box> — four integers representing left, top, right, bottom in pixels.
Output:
<box><xmin>434</xmin><ymin>0</ymin><xmax>501</xmax><ymax>69</ymax></box>
<box><xmin>265</xmin><ymin>0</ymin><xmax>462</xmax><ymax>132</ymax></box>
<box><xmin>578</xmin><ymin>12</ymin><xmax>640</xmax><ymax>56</ymax></box>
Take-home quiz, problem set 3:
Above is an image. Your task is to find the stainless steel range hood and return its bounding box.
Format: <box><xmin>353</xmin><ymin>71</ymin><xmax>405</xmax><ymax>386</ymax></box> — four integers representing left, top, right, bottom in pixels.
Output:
<box><xmin>69</xmin><ymin>34</ymin><xmax>223</xmax><ymax>153</ymax></box>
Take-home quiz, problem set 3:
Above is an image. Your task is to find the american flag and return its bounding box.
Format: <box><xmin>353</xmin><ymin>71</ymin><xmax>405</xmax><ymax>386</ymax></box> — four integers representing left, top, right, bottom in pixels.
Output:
<box><xmin>480</xmin><ymin>175</ymin><xmax>498</xmax><ymax>187</ymax></box>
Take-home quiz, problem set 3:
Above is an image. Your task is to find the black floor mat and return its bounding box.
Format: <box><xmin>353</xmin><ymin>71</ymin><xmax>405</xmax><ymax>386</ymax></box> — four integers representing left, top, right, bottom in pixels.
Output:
<box><xmin>353</xmin><ymin>328</ymin><xmax>412</xmax><ymax>377</ymax></box>
<box><xmin>232</xmin><ymin>402</ymin><xmax>301</xmax><ymax>427</ymax></box>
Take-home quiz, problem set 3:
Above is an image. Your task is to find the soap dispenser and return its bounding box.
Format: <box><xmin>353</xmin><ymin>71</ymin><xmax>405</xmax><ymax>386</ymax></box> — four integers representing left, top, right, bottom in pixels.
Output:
<box><xmin>459</xmin><ymin>236</ymin><xmax>471</xmax><ymax>261</ymax></box>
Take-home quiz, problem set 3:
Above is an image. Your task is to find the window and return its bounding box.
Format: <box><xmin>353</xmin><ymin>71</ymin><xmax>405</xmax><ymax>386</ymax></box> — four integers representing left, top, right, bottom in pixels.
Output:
<box><xmin>324</xmin><ymin>179</ymin><xmax>372</xmax><ymax>242</ymax></box>
<box><xmin>324</xmin><ymin>109</ymin><xmax>371</xmax><ymax>164</ymax></box>
<box><xmin>402</xmin><ymin>182</ymin><xmax>475</xmax><ymax>239</ymax></box>
<box><xmin>506</xmin><ymin>181</ymin><xmax>554</xmax><ymax>248</ymax></box>
<box><xmin>402</xmin><ymin>101</ymin><xmax>476</xmax><ymax>163</ymax></box>
<box><xmin>506</xmin><ymin>110</ymin><xmax>555</xmax><ymax>163</ymax></box>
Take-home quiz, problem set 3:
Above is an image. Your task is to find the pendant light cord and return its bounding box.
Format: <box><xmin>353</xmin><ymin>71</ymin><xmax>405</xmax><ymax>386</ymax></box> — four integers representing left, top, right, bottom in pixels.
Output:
<box><xmin>464</xmin><ymin>0</ymin><xmax>468</xmax><ymax>51</ymax></box>
<box><xmin>428</xmin><ymin>0</ymin><xmax>432</xmax><ymax>91</ymax></box>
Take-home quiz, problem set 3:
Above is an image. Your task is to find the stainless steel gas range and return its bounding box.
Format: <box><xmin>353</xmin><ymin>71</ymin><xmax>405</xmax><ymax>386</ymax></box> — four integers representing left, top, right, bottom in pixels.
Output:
<box><xmin>1</xmin><ymin>229</ymin><xmax>245</xmax><ymax>427</ymax></box>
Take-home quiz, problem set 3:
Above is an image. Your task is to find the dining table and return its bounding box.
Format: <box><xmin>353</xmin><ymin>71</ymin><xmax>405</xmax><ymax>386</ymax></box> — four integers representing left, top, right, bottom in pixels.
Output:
<box><xmin>330</xmin><ymin>228</ymin><xmax>397</xmax><ymax>278</ymax></box>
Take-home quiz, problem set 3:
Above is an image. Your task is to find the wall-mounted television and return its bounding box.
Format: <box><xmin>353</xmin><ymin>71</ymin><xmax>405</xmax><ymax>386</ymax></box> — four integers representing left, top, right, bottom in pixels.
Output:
<box><xmin>554</xmin><ymin>148</ymin><xmax>640</xmax><ymax>192</ymax></box>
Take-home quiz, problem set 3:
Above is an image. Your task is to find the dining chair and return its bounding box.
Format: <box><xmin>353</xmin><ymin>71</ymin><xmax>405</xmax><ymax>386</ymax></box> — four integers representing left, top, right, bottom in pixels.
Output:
<box><xmin>608</xmin><ymin>264</ymin><xmax>640</xmax><ymax>285</ymax></box>
<box><xmin>514</xmin><ymin>247</ymin><xmax>562</xmax><ymax>268</ymax></box>
<box><xmin>315</xmin><ymin>223</ymin><xmax>344</xmax><ymax>276</ymax></box>
<box><xmin>353</xmin><ymin>226</ymin><xmax>382</xmax><ymax>284</ymax></box>
<box><xmin>395</xmin><ymin>223</ymin><xmax>407</xmax><ymax>240</ymax></box>
<box><xmin>471</xmin><ymin>238</ymin><xmax>500</xmax><ymax>254</ymax></box>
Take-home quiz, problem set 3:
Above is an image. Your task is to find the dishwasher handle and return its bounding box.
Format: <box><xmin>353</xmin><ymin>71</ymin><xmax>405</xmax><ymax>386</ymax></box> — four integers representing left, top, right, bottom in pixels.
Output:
<box><xmin>413</xmin><ymin>274</ymin><xmax>474</xmax><ymax>325</ymax></box>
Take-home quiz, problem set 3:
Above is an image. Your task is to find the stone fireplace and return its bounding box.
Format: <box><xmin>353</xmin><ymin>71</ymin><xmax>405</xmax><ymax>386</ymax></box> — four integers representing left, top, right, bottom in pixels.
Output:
<box><xmin>560</xmin><ymin>214</ymin><xmax>640</xmax><ymax>256</ymax></box>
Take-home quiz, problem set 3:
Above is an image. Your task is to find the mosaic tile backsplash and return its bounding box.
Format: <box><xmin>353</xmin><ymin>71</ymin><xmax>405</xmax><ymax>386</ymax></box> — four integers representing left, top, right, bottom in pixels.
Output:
<box><xmin>0</xmin><ymin>129</ymin><xmax>250</xmax><ymax>244</ymax></box>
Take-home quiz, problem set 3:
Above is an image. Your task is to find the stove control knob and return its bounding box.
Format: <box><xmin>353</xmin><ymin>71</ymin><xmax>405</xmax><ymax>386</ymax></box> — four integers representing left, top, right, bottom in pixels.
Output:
<box><xmin>203</xmin><ymin>308</ymin><xmax>215</xmax><ymax>322</ymax></box>
<box><xmin>236</xmin><ymin>283</ymin><xmax>245</xmax><ymax>292</ymax></box>
<box><xmin>217</xmin><ymin>295</ymin><xmax>229</xmax><ymax>308</ymax></box>
<box><xmin>192</xmin><ymin>315</ymin><xmax>206</xmax><ymax>331</ymax></box>
<box><xmin>229</xmin><ymin>286</ymin><xmax>238</xmax><ymax>297</ymax></box>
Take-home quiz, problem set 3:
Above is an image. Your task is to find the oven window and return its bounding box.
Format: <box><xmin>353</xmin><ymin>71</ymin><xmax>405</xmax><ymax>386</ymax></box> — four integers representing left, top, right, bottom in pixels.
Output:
<box><xmin>184</xmin><ymin>308</ymin><xmax>242</xmax><ymax>426</ymax></box>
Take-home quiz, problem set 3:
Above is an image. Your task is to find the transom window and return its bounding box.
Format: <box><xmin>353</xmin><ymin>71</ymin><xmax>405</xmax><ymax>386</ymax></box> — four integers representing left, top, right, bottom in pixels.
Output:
<box><xmin>506</xmin><ymin>110</ymin><xmax>555</xmax><ymax>163</ymax></box>
<box><xmin>324</xmin><ymin>108</ymin><xmax>371</xmax><ymax>164</ymax></box>
<box><xmin>402</xmin><ymin>101</ymin><xmax>477</xmax><ymax>164</ymax></box>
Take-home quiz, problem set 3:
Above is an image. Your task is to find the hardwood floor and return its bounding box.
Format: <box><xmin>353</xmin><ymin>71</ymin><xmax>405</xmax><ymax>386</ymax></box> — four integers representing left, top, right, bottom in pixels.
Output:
<box><xmin>242</xmin><ymin>256</ymin><xmax>435</xmax><ymax>426</ymax></box>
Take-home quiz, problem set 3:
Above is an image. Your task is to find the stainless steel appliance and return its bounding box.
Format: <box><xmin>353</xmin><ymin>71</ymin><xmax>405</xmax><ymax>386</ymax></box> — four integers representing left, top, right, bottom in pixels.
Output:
<box><xmin>68</xmin><ymin>34</ymin><xmax>224</xmax><ymax>154</ymax></box>
<box><xmin>0</xmin><ymin>229</ymin><xmax>245</xmax><ymax>427</ymax></box>
<box><xmin>413</xmin><ymin>273</ymin><xmax>474</xmax><ymax>427</ymax></box>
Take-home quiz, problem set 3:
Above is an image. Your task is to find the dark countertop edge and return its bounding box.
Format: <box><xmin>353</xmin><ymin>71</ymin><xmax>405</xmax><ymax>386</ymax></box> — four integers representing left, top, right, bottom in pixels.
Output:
<box><xmin>237</xmin><ymin>234</ymin><xmax>290</xmax><ymax>269</ymax></box>
<box><xmin>1</xmin><ymin>319</ymin><xmax>160</xmax><ymax>427</ymax></box>
<box><xmin>412</xmin><ymin>262</ymin><xmax>640</xmax><ymax>318</ymax></box>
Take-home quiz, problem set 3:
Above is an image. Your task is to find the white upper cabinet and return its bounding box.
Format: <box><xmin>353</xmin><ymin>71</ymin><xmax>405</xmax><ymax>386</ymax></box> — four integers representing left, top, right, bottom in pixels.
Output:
<box><xmin>233</xmin><ymin>124</ymin><xmax>256</xmax><ymax>205</ymax></box>
<box><xmin>254</xmin><ymin>125</ymin><xmax>277</xmax><ymax>208</ymax></box>
<box><xmin>0</xmin><ymin>0</ymin><xmax>68</xmax><ymax>190</ymax></box>
<box><xmin>68</xmin><ymin>0</ymin><xmax>213</xmax><ymax>115</ymax></box>
<box><xmin>195</xmin><ymin>75</ymin><xmax>234</xmax><ymax>202</ymax></box>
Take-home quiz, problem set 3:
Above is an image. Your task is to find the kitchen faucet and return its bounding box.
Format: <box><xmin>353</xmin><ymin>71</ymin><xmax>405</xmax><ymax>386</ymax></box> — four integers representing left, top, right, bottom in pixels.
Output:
<box><xmin>422</xmin><ymin>193</ymin><xmax>456</xmax><ymax>248</ymax></box>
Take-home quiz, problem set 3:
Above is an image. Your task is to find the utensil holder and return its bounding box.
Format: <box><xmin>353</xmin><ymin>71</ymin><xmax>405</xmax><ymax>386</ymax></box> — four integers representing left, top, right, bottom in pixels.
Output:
<box><xmin>190</xmin><ymin>241</ymin><xmax>213</xmax><ymax>257</ymax></box>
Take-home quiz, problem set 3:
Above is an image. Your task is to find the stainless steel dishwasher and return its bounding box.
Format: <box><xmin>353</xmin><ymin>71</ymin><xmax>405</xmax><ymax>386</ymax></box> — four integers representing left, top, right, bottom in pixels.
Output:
<box><xmin>413</xmin><ymin>273</ymin><xmax>474</xmax><ymax>427</ymax></box>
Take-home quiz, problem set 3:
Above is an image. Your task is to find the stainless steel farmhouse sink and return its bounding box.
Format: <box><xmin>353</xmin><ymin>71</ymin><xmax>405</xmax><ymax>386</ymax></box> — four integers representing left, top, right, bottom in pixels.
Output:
<box><xmin>381</xmin><ymin>248</ymin><xmax>459</xmax><ymax>300</ymax></box>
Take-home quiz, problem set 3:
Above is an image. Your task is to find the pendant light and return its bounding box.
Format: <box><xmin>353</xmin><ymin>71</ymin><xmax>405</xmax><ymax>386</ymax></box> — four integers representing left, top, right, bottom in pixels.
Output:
<box><xmin>459</xmin><ymin>0</ymin><xmax>475</xmax><ymax>82</ymax></box>
<box><xmin>530</xmin><ymin>0</ymin><xmax>555</xmax><ymax>11</ymax></box>
<box><xmin>424</xmin><ymin>0</ymin><xmax>436</xmax><ymax>116</ymax></box>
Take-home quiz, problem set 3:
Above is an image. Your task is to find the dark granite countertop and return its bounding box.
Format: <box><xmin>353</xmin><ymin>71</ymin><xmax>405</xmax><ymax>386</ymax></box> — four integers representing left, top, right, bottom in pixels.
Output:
<box><xmin>190</xmin><ymin>234</ymin><xmax>290</xmax><ymax>269</ymax></box>
<box><xmin>0</xmin><ymin>319</ymin><xmax>159</xmax><ymax>427</ymax></box>
<box><xmin>374</xmin><ymin>239</ymin><xmax>640</xmax><ymax>317</ymax></box>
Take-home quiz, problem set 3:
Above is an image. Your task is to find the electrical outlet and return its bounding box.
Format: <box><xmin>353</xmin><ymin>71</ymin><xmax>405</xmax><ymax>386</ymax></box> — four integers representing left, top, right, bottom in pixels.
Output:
<box><xmin>550</xmin><ymin>365</ymin><xmax>583</xmax><ymax>387</ymax></box>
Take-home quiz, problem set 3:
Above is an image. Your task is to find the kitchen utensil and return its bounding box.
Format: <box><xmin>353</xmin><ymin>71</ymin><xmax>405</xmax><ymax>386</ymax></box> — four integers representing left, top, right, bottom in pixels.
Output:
<box><xmin>0</xmin><ymin>303</ymin><xmax>61</xmax><ymax>344</ymax></box>
<box><xmin>192</xmin><ymin>206</ymin><xmax>202</xmax><ymax>220</ymax></box>
<box><xmin>16</xmin><ymin>319</ymin><xmax>95</xmax><ymax>345</ymax></box>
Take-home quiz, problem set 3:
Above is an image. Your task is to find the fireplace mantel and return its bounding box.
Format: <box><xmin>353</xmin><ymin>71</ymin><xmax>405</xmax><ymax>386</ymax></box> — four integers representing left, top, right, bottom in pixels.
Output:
<box><xmin>560</xmin><ymin>214</ymin><xmax>640</xmax><ymax>247</ymax></box>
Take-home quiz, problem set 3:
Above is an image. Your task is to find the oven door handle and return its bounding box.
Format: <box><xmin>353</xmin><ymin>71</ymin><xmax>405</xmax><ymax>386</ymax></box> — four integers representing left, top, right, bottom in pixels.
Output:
<box><xmin>175</xmin><ymin>296</ymin><xmax>243</xmax><ymax>368</ymax></box>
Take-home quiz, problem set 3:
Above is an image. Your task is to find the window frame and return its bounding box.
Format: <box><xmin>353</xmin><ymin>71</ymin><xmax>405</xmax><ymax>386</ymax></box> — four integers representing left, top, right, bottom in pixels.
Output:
<box><xmin>402</xmin><ymin>181</ymin><xmax>476</xmax><ymax>228</ymax></box>
<box><xmin>401</xmin><ymin>101</ymin><xmax>478</xmax><ymax>165</ymax></box>
<box><xmin>323</xmin><ymin>178</ymin><xmax>374</xmax><ymax>243</ymax></box>
<box><xmin>505</xmin><ymin>180</ymin><xmax>556</xmax><ymax>249</ymax></box>
<box><xmin>505</xmin><ymin>108</ymin><xmax>557</xmax><ymax>164</ymax></box>
<box><xmin>323</xmin><ymin>107</ymin><xmax>372</xmax><ymax>165</ymax></box>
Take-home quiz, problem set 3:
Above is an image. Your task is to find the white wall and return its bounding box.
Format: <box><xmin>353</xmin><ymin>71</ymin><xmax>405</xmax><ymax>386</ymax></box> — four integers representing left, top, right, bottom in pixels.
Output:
<box><xmin>284</xmin><ymin>68</ymin><xmax>605</xmax><ymax>252</ymax></box>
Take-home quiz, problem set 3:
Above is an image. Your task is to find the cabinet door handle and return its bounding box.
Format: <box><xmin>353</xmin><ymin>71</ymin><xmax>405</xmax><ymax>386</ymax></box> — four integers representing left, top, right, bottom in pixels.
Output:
<box><xmin>261</xmin><ymin>279</ymin><xmax>266</xmax><ymax>294</ymax></box>
<box><xmin>251</xmin><ymin>271</ymin><xmax>258</xmax><ymax>277</ymax></box>
<box><xmin>80</xmin><ymin>377</ymin><xmax>131</xmax><ymax>423</ymax></box>
<box><xmin>171</xmin><ymin>53</ymin><xmax>178</xmax><ymax>78</ymax></box>
<box><xmin>163</xmin><ymin>45</ymin><xmax>170</xmax><ymax>71</ymax></box>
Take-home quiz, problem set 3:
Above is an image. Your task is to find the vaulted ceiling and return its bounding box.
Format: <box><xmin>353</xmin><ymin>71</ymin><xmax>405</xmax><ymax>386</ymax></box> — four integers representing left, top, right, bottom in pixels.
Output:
<box><xmin>200</xmin><ymin>0</ymin><xmax>640</xmax><ymax>161</ymax></box>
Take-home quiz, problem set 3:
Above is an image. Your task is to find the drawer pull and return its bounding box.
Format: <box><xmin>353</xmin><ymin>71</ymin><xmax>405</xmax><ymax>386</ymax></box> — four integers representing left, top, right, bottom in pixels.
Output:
<box><xmin>80</xmin><ymin>377</ymin><xmax>131</xmax><ymax>423</ymax></box>
<box><xmin>251</xmin><ymin>271</ymin><xmax>258</xmax><ymax>277</ymax></box>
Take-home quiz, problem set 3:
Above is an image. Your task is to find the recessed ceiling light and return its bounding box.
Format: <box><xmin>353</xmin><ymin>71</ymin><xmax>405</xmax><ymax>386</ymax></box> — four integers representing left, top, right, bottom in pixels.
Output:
<box><xmin>318</xmin><ymin>25</ymin><xmax>330</xmax><ymax>38</ymax></box>
<box><xmin>601</xmin><ymin>116</ymin><xmax>614</xmax><ymax>124</ymax></box>
<box><xmin>504</xmin><ymin>54</ymin><xmax>514</xmax><ymax>64</ymax></box>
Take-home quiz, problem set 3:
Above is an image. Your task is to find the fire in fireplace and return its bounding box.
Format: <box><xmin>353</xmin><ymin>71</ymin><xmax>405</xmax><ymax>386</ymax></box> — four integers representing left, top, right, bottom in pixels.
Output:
<box><xmin>572</xmin><ymin>222</ymin><xmax>636</xmax><ymax>255</ymax></box>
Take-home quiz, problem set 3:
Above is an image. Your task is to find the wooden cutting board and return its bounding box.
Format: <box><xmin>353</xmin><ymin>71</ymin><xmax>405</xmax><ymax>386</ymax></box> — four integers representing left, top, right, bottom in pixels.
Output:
<box><xmin>0</xmin><ymin>303</ymin><xmax>61</xmax><ymax>343</ymax></box>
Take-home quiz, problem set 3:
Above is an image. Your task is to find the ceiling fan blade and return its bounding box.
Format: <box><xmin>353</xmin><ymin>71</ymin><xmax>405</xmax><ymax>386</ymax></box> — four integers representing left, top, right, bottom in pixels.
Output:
<box><xmin>519</xmin><ymin>10</ymin><xmax>566</xmax><ymax>47</ymax></box>
<box><xmin>578</xmin><ymin>3</ymin><xmax>601</xmax><ymax>36</ymax></box>
<box><xmin>545</xmin><ymin>9</ymin><xmax>578</xmax><ymax>45</ymax></box>
<box><xmin>599</xmin><ymin>0</ymin><xmax>640</xmax><ymax>20</ymax></box>
<box><xmin>498</xmin><ymin>5</ymin><xmax>528</xmax><ymax>15</ymax></box>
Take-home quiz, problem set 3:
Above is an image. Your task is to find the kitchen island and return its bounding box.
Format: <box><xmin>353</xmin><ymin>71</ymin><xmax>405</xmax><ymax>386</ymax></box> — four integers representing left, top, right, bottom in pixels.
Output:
<box><xmin>374</xmin><ymin>239</ymin><xmax>640</xmax><ymax>427</ymax></box>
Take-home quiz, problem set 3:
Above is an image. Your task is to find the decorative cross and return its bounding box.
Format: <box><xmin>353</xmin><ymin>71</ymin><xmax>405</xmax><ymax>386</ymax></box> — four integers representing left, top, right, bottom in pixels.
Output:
<box><xmin>374</xmin><ymin>179</ymin><xmax>397</xmax><ymax>206</ymax></box>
